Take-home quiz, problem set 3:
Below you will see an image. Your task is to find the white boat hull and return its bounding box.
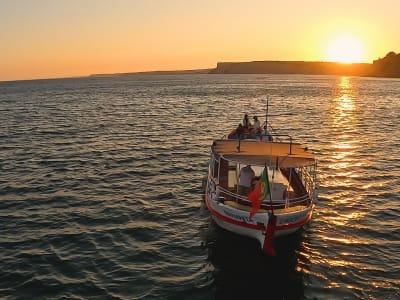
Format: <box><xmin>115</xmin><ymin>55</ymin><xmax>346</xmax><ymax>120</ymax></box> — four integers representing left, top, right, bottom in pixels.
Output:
<box><xmin>205</xmin><ymin>184</ymin><xmax>313</xmax><ymax>251</ymax></box>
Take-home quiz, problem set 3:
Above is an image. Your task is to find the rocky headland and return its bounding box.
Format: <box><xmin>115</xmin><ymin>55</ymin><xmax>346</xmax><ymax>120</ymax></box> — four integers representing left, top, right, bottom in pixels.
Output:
<box><xmin>210</xmin><ymin>52</ymin><xmax>400</xmax><ymax>78</ymax></box>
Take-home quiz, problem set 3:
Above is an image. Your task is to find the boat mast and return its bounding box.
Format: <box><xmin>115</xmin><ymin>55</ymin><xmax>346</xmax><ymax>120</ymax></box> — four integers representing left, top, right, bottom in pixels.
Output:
<box><xmin>265</xmin><ymin>96</ymin><xmax>269</xmax><ymax>129</ymax></box>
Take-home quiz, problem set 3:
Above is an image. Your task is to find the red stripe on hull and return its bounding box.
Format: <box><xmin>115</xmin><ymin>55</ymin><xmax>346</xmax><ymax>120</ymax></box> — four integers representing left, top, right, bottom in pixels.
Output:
<box><xmin>205</xmin><ymin>194</ymin><xmax>312</xmax><ymax>232</ymax></box>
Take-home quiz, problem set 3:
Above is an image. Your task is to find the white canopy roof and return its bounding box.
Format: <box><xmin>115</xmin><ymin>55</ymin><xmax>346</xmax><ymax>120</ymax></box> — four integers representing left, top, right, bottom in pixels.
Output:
<box><xmin>211</xmin><ymin>139</ymin><xmax>316</xmax><ymax>167</ymax></box>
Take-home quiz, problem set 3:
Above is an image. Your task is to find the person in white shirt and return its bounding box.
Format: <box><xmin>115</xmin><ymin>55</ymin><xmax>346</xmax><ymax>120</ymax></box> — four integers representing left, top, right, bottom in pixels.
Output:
<box><xmin>253</xmin><ymin>116</ymin><xmax>261</xmax><ymax>133</ymax></box>
<box><xmin>238</xmin><ymin>165</ymin><xmax>255</xmax><ymax>195</ymax></box>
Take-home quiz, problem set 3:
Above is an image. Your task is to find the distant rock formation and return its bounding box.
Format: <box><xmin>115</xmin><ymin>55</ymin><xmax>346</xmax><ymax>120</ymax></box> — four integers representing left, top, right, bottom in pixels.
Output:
<box><xmin>90</xmin><ymin>68</ymin><xmax>212</xmax><ymax>77</ymax></box>
<box><xmin>371</xmin><ymin>52</ymin><xmax>400</xmax><ymax>77</ymax></box>
<box><xmin>209</xmin><ymin>52</ymin><xmax>400</xmax><ymax>78</ymax></box>
<box><xmin>89</xmin><ymin>52</ymin><xmax>400</xmax><ymax>78</ymax></box>
<box><xmin>210</xmin><ymin>61</ymin><xmax>371</xmax><ymax>76</ymax></box>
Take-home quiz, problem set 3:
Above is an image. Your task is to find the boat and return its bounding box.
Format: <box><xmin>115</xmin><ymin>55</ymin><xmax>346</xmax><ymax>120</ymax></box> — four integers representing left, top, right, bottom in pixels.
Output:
<box><xmin>204</xmin><ymin>105</ymin><xmax>318</xmax><ymax>255</ymax></box>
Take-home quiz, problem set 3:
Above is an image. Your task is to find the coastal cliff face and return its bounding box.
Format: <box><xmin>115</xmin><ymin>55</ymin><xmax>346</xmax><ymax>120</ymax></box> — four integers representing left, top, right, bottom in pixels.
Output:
<box><xmin>210</xmin><ymin>61</ymin><xmax>371</xmax><ymax>76</ymax></box>
<box><xmin>89</xmin><ymin>52</ymin><xmax>399</xmax><ymax>78</ymax></box>
<box><xmin>210</xmin><ymin>52</ymin><xmax>400</xmax><ymax>78</ymax></box>
<box><xmin>371</xmin><ymin>52</ymin><xmax>400</xmax><ymax>77</ymax></box>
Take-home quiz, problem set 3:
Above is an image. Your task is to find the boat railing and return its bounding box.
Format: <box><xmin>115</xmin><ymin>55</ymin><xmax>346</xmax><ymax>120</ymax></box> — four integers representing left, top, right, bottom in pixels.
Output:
<box><xmin>223</xmin><ymin>132</ymin><xmax>295</xmax><ymax>152</ymax></box>
<box><xmin>297</xmin><ymin>165</ymin><xmax>317</xmax><ymax>199</ymax></box>
<box><xmin>216</xmin><ymin>185</ymin><xmax>310</xmax><ymax>210</ymax></box>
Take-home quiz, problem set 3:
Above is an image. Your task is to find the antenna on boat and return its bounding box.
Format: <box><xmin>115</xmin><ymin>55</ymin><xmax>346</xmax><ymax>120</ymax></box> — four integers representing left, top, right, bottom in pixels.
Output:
<box><xmin>265</xmin><ymin>96</ymin><xmax>270</xmax><ymax>130</ymax></box>
<box><xmin>264</xmin><ymin>96</ymin><xmax>270</xmax><ymax>132</ymax></box>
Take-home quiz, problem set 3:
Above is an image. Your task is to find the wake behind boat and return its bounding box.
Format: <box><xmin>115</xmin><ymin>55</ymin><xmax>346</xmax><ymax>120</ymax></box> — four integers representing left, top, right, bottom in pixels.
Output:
<box><xmin>204</xmin><ymin>103</ymin><xmax>318</xmax><ymax>255</ymax></box>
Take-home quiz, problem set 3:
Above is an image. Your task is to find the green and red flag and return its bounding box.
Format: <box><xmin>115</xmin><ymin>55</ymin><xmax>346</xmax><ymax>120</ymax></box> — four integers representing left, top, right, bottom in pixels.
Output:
<box><xmin>247</xmin><ymin>166</ymin><xmax>270</xmax><ymax>219</ymax></box>
<box><xmin>263</xmin><ymin>212</ymin><xmax>277</xmax><ymax>256</ymax></box>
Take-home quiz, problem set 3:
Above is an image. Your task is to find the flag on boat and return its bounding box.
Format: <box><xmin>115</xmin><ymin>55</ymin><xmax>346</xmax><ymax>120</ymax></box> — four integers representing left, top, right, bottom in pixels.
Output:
<box><xmin>247</xmin><ymin>166</ymin><xmax>270</xmax><ymax>219</ymax></box>
<box><xmin>263</xmin><ymin>212</ymin><xmax>277</xmax><ymax>256</ymax></box>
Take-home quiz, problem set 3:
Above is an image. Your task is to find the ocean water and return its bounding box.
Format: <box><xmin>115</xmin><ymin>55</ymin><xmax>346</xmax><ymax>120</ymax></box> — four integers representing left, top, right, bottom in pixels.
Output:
<box><xmin>0</xmin><ymin>74</ymin><xmax>399</xmax><ymax>299</ymax></box>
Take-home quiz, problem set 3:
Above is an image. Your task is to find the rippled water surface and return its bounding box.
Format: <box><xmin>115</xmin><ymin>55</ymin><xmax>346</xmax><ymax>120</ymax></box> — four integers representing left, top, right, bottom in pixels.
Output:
<box><xmin>0</xmin><ymin>74</ymin><xmax>399</xmax><ymax>299</ymax></box>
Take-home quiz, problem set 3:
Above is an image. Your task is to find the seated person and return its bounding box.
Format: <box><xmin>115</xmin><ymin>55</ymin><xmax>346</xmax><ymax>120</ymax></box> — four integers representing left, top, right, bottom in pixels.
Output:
<box><xmin>236</xmin><ymin>123</ymin><xmax>245</xmax><ymax>138</ymax></box>
<box><xmin>252</xmin><ymin>116</ymin><xmax>261</xmax><ymax>134</ymax></box>
<box><xmin>260</xmin><ymin>125</ymin><xmax>273</xmax><ymax>141</ymax></box>
<box><xmin>243</xmin><ymin>113</ymin><xmax>251</xmax><ymax>129</ymax></box>
<box><xmin>228</xmin><ymin>123</ymin><xmax>245</xmax><ymax>139</ymax></box>
<box><xmin>238</xmin><ymin>165</ymin><xmax>255</xmax><ymax>195</ymax></box>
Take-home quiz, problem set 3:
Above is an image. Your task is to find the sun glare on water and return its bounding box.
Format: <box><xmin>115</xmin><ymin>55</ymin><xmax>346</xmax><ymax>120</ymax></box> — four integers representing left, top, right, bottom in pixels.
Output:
<box><xmin>326</xmin><ymin>35</ymin><xmax>366</xmax><ymax>63</ymax></box>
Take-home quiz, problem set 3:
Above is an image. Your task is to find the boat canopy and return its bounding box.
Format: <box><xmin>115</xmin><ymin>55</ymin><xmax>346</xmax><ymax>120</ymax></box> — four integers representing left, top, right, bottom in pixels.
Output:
<box><xmin>211</xmin><ymin>139</ymin><xmax>316</xmax><ymax>168</ymax></box>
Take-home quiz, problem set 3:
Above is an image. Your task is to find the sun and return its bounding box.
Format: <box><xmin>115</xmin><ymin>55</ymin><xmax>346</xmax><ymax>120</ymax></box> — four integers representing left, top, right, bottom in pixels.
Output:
<box><xmin>326</xmin><ymin>35</ymin><xmax>365</xmax><ymax>63</ymax></box>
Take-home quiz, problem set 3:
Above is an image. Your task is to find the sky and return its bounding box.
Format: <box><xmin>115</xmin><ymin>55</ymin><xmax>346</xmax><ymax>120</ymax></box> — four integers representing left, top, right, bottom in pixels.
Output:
<box><xmin>0</xmin><ymin>0</ymin><xmax>399</xmax><ymax>81</ymax></box>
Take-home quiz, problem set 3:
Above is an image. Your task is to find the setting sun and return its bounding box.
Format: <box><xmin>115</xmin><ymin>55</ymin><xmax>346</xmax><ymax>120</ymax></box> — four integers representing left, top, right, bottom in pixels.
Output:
<box><xmin>326</xmin><ymin>35</ymin><xmax>366</xmax><ymax>63</ymax></box>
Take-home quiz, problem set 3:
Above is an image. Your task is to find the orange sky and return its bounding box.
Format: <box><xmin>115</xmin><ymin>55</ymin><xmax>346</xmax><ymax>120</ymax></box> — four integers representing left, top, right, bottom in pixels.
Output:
<box><xmin>0</xmin><ymin>0</ymin><xmax>399</xmax><ymax>81</ymax></box>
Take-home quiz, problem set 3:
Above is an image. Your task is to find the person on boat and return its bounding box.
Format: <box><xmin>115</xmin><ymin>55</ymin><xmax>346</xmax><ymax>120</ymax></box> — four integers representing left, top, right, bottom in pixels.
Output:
<box><xmin>236</xmin><ymin>123</ymin><xmax>245</xmax><ymax>139</ymax></box>
<box><xmin>242</xmin><ymin>113</ymin><xmax>251</xmax><ymax>129</ymax></box>
<box><xmin>228</xmin><ymin>123</ymin><xmax>245</xmax><ymax>139</ymax></box>
<box><xmin>238</xmin><ymin>165</ymin><xmax>255</xmax><ymax>195</ymax></box>
<box><xmin>261</xmin><ymin>125</ymin><xmax>273</xmax><ymax>141</ymax></box>
<box><xmin>252</xmin><ymin>116</ymin><xmax>261</xmax><ymax>134</ymax></box>
<box><xmin>253</xmin><ymin>116</ymin><xmax>261</xmax><ymax>130</ymax></box>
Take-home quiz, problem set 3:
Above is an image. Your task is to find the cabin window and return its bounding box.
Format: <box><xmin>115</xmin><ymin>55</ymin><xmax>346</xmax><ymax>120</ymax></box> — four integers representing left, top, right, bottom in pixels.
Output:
<box><xmin>212</xmin><ymin>156</ymin><xmax>220</xmax><ymax>179</ymax></box>
<box><xmin>218</xmin><ymin>159</ymin><xmax>229</xmax><ymax>188</ymax></box>
<box><xmin>227</xmin><ymin>161</ymin><xmax>237</xmax><ymax>189</ymax></box>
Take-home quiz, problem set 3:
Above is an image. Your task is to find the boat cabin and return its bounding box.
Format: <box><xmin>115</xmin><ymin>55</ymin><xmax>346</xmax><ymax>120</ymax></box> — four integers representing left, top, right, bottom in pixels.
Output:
<box><xmin>209</xmin><ymin>139</ymin><xmax>317</xmax><ymax>211</ymax></box>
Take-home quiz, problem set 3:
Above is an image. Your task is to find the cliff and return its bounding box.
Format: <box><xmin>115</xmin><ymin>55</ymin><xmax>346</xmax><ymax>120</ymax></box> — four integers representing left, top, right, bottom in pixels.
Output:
<box><xmin>89</xmin><ymin>52</ymin><xmax>400</xmax><ymax>78</ymax></box>
<box><xmin>210</xmin><ymin>52</ymin><xmax>400</xmax><ymax>78</ymax></box>
<box><xmin>210</xmin><ymin>61</ymin><xmax>372</xmax><ymax>76</ymax></box>
<box><xmin>90</xmin><ymin>68</ymin><xmax>212</xmax><ymax>77</ymax></box>
<box><xmin>371</xmin><ymin>52</ymin><xmax>400</xmax><ymax>77</ymax></box>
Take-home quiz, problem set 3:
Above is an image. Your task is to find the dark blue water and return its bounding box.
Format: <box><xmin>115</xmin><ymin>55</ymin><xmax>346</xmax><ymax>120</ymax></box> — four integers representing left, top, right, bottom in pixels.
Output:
<box><xmin>0</xmin><ymin>74</ymin><xmax>399</xmax><ymax>299</ymax></box>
